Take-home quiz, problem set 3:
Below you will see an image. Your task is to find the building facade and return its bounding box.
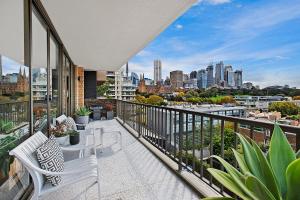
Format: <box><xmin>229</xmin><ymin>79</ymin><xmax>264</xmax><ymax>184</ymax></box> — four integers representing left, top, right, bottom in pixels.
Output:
<box><xmin>153</xmin><ymin>59</ymin><xmax>162</xmax><ymax>85</ymax></box>
<box><xmin>215</xmin><ymin>61</ymin><xmax>224</xmax><ymax>85</ymax></box>
<box><xmin>206</xmin><ymin>65</ymin><xmax>214</xmax><ymax>88</ymax></box>
<box><xmin>170</xmin><ymin>70</ymin><xmax>183</xmax><ymax>88</ymax></box>
<box><xmin>197</xmin><ymin>69</ymin><xmax>207</xmax><ymax>89</ymax></box>
<box><xmin>234</xmin><ymin>70</ymin><xmax>243</xmax><ymax>88</ymax></box>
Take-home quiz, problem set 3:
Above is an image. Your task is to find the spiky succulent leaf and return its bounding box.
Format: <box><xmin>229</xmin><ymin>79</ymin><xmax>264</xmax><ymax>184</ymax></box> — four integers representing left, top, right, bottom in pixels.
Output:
<box><xmin>211</xmin><ymin>155</ymin><xmax>257</xmax><ymax>199</ymax></box>
<box><xmin>245</xmin><ymin>173</ymin><xmax>277</xmax><ymax>200</ymax></box>
<box><xmin>252</xmin><ymin>141</ymin><xmax>281</xmax><ymax>200</ymax></box>
<box><xmin>232</xmin><ymin>148</ymin><xmax>249</xmax><ymax>174</ymax></box>
<box><xmin>237</xmin><ymin>133</ymin><xmax>262</xmax><ymax>178</ymax></box>
<box><xmin>286</xmin><ymin>159</ymin><xmax>300</xmax><ymax>200</ymax></box>
<box><xmin>207</xmin><ymin>168</ymin><xmax>250</xmax><ymax>200</ymax></box>
<box><xmin>269</xmin><ymin>124</ymin><xmax>296</xmax><ymax>197</ymax></box>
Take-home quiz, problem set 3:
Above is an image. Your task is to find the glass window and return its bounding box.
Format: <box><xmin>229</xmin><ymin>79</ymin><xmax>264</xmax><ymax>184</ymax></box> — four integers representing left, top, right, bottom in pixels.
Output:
<box><xmin>32</xmin><ymin>11</ymin><xmax>48</xmax><ymax>134</ymax></box>
<box><xmin>0</xmin><ymin>1</ymin><xmax>30</xmax><ymax>199</ymax></box>
<box><xmin>50</xmin><ymin>36</ymin><xmax>59</xmax><ymax>123</ymax></box>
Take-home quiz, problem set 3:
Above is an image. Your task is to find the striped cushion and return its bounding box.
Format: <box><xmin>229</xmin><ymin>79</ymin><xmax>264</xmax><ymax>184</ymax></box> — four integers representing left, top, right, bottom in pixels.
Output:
<box><xmin>64</xmin><ymin>117</ymin><xmax>77</xmax><ymax>131</ymax></box>
<box><xmin>36</xmin><ymin>135</ymin><xmax>64</xmax><ymax>186</ymax></box>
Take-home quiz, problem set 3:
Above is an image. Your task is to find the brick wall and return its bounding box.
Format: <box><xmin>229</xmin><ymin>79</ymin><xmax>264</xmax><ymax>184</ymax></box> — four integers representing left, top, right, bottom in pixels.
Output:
<box><xmin>75</xmin><ymin>66</ymin><xmax>84</xmax><ymax>109</ymax></box>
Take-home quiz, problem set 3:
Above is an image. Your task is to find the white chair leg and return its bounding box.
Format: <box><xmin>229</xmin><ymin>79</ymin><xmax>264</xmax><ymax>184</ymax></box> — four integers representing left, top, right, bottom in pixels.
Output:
<box><xmin>97</xmin><ymin>168</ymin><xmax>101</xmax><ymax>200</ymax></box>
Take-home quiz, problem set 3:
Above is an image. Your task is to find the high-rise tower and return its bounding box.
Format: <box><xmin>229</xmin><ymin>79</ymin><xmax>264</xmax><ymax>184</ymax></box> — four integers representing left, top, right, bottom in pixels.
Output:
<box><xmin>206</xmin><ymin>64</ymin><xmax>214</xmax><ymax>87</ymax></box>
<box><xmin>215</xmin><ymin>61</ymin><xmax>224</xmax><ymax>85</ymax></box>
<box><xmin>154</xmin><ymin>60</ymin><xmax>162</xmax><ymax>85</ymax></box>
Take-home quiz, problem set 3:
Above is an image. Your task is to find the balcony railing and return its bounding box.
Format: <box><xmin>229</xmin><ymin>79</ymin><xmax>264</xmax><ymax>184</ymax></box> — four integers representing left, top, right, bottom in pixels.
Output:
<box><xmin>116</xmin><ymin>100</ymin><xmax>300</xmax><ymax>196</ymax></box>
<box><xmin>0</xmin><ymin>101</ymin><xmax>29</xmax><ymax>133</ymax></box>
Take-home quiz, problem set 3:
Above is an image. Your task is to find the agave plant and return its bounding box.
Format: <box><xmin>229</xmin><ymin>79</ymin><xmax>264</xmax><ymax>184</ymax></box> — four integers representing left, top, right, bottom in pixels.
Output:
<box><xmin>204</xmin><ymin>124</ymin><xmax>300</xmax><ymax>200</ymax></box>
<box><xmin>75</xmin><ymin>106</ymin><xmax>92</xmax><ymax>116</ymax></box>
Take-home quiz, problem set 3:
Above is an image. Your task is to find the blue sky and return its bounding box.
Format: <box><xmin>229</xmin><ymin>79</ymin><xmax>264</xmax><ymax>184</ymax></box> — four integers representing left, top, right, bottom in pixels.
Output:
<box><xmin>129</xmin><ymin>0</ymin><xmax>300</xmax><ymax>88</ymax></box>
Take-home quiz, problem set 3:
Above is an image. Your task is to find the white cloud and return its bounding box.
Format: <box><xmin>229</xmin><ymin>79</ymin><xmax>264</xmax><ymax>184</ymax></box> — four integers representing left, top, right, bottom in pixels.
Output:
<box><xmin>194</xmin><ymin>0</ymin><xmax>231</xmax><ymax>6</ymax></box>
<box><xmin>175</xmin><ymin>24</ymin><xmax>183</xmax><ymax>29</ymax></box>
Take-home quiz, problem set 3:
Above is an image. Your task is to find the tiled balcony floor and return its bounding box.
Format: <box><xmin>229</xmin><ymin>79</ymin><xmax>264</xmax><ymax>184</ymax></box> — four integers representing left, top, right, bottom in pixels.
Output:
<box><xmin>42</xmin><ymin>119</ymin><xmax>200</xmax><ymax>200</ymax></box>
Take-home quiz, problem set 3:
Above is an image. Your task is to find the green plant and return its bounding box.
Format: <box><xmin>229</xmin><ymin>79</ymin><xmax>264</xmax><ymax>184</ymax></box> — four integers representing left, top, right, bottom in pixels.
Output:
<box><xmin>96</xmin><ymin>82</ymin><xmax>110</xmax><ymax>97</ymax></box>
<box><xmin>0</xmin><ymin>136</ymin><xmax>17</xmax><ymax>177</ymax></box>
<box><xmin>75</xmin><ymin>106</ymin><xmax>92</xmax><ymax>116</ymax></box>
<box><xmin>0</xmin><ymin>119</ymin><xmax>14</xmax><ymax>134</ymax></box>
<box><xmin>269</xmin><ymin>102</ymin><xmax>300</xmax><ymax>116</ymax></box>
<box><xmin>203</xmin><ymin>124</ymin><xmax>300</xmax><ymax>200</ymax></box>
<box><xmin>66</xmin><ymin>130</ymin><xmax>79</xmax><ymax>136</ymax></box>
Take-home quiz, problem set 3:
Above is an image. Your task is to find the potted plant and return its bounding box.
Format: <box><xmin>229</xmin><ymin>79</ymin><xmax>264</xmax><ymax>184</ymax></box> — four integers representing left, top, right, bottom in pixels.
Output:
<box><xmin>105</xmin><ymin>103</ymin><xmax>114</xmax><ymax>120</ymax></box>
<box><xmin>66</xmin><ymin>130</ymin><xmax>80</xmax><ymax>145</ymax></box>
<box><xmin>49</xmin><ymin>124</ymin><xmax>69</xmax><ymax>145</ymax></box>
<box><xmin>75</xmin><ymin>107</ymin><xmax>92</xmax><ymax>124</ymax></box>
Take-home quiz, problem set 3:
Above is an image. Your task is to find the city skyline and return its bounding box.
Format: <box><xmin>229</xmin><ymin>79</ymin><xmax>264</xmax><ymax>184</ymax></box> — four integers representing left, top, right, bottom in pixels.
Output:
<box><xmin>129</xmin><ymin>0</ymin><xmax>300</xmax><ymax>88</ymax></box>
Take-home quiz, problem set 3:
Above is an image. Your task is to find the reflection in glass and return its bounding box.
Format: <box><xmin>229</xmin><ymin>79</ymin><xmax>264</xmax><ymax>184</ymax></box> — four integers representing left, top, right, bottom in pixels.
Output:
<box><xmin>0</xmin><ymin>55</ymin><xmax>30</xmax><ymax>199</ymax></box>
<box><xmin>32</xmin><ymin>12</ymin><xmax>48</xmax><ymax>133</ymax></box>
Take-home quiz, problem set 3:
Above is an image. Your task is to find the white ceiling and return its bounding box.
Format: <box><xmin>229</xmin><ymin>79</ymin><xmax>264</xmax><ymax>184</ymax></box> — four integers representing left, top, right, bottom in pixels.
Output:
<box><xmin>41</xmin><ymin>0</ymin><xmax>196</xmax><ymax>71</ymax></box>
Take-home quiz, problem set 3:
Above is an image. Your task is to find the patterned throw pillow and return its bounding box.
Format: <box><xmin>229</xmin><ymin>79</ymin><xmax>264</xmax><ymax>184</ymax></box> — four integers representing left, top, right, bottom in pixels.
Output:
<box><xmin>64</xmin><ymin>117</ymin><xmax>77</xmax><ymax>130</ymax></box>
<box><xmin>36</xmin><ymin>135</ymin><xmax>64</xmax><ymax>186</ymax></box>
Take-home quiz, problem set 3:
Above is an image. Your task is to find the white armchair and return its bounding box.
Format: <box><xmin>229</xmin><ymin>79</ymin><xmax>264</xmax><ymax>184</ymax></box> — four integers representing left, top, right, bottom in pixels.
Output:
<box><xmin>9</xmin><ymin>132</ymin><xmax>100</xmax><ymax>200</ymax></box>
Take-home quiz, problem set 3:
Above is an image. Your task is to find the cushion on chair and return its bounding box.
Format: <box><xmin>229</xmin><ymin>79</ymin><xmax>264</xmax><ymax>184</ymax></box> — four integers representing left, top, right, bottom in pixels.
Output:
<box><xmin>64</xmin><ymin>117</ymin><xmax>77</xmax><ymax>131</ymax></box>
<box><xmin>56</xmin><ymin>114</ymin><xmax>67</xmax><ymax>125</ymax></box>
<box><xmin>36</xmin><ymin>135</ymin><xmax>64</xmax><ymax>186</ymax></box>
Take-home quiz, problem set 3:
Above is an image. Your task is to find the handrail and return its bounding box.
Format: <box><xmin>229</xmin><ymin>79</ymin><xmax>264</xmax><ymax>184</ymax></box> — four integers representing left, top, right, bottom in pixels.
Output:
<box><xmin>117</xmin><ymin>100</ymin><xmax>300</xmax><ymax>134</ymax></box>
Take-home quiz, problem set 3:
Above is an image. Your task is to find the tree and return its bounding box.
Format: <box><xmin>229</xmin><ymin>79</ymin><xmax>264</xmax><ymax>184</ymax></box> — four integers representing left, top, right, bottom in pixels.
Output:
<box><xmin>96</xmin><ymin>82</ymin><xmax>110</xmax><ymax>97</ymax></box>
<box><xmin>293</xmin><ymin>96</ymin><xmax>300</xmax><ymax>100</ymax></box>
<box><xmin>269</xmin><ymin>102</ymin><xmax>300</xmax><ymax>116</ymax></box>
<box><xmin>146</xmin><ymin>95</ymin><xmax>164</xmax><ymax>106</ymax></box>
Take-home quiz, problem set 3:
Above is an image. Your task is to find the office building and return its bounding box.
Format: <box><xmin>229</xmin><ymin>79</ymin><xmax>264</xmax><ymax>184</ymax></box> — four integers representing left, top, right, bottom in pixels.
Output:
<box><xmin>190</xmin><ymin>71</ymin><xmax>197</xmax><ymax>79</ymax></box>
<box><xmin>234</xmin><ymin>70</ymin><xmax>243</xmax><ymax>88</ymax></box>
<box><xmin>170</xmin><ymin>70</ymin><xmax>183</xmax><ymax>88</ymax></box>
<box><xmin>197</xmin><ymin>69</ymin><xmax>207</xmax><ymax>89</ymax></box>
<box><xmin>215</xmin><ymin>61</ymin><xmax>224</xmax><ymax>85</ymax></box>
<box><xmin>154</xmin><ymin>60</ymin><xmax>162</xmax><ymax>85</ymax></box>
<box><xmin>206</xmin><ymin>65</ymin><xmax>214</xmax><ymax>87</ymax></box>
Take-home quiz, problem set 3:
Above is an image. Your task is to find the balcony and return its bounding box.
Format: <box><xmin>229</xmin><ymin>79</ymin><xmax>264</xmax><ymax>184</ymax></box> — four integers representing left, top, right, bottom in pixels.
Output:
<box><xmin>40</xmin><ymin>119</ymin><xmax>200</xmax><ymax>200</ymax></box>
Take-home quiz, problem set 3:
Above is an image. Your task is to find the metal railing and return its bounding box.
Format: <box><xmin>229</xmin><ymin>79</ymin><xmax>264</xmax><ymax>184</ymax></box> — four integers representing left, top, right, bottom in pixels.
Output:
<box><xmin>116</xmin><ymin>100</ymin><xmax>300</xmax><ymax>195</ymax></box>
<box><xmin>0</xmin><ymin>101</ymin><xmax>29</xmax><ymax>131</ymax></box>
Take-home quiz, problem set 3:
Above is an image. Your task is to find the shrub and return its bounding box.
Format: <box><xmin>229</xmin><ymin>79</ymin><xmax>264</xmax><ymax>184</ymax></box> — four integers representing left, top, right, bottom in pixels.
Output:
<box><xmin>269</xmin><ymin>102</ymin><xmax>300</xmax><ymax>116</ymax></box>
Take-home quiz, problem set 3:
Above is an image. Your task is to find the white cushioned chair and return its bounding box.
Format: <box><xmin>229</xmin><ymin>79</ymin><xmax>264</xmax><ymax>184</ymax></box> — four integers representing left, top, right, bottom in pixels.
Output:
<box><xmin>9</xmin><ymin>131</ymin><xmax>100</xmax><ymax>200</ymax></box>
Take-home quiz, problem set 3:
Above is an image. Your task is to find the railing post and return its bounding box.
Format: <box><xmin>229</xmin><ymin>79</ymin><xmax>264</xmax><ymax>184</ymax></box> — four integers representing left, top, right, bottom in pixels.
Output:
<box><xmin>296</xmin><ymin>133</ymin><xmax>300</xmax><ymax>151</ymax></box>
<box><xmin>178</xmin><ymin>111</ymin><xmax>183</xmax><ymax>171</ymax></box>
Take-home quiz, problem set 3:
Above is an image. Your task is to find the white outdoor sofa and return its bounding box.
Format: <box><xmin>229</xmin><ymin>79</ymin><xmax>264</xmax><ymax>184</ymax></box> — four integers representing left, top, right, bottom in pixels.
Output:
<box><xmin>9</xmin><ymin>131</ymin><xmax>100</xmax><ymax>200</ymax></box>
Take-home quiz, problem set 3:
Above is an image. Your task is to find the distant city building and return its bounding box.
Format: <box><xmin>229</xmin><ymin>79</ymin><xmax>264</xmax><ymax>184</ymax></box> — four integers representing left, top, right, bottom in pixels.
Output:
<box><xmin>138</xmin><ymin>74</ymin><xmax>173</xmax><ymax>94</ymax></box>
<box><xmin>206</xmin><ymin>65</ymin><xmax>214</xmax><ymax>87</ymax></box>
<box><xmin>106</xmin><ymin>68</ymin><xmax>137</xmax><ymax>100</ymax></box>
<box><xmin>164</xmin><ymin>76</ymin><xmax>171</xmax><ymax>85</ymax></box>
<box><xmin>144</xmin><ymin>78</ymin><xmax>153</xmax><ymax>85</ymax></box>
<box><xmin>32</xmin><ymin>69</ymin><xmax>47</xmax><ymax>100</ymax></box>
<box><xmin>215</xmin><ymin>61</ymin><xmax>224</xmax><ymax>85</ymax></box>
<box><xmin>197</xmin><ymin>69</ymin><xmax>207</xmax><ymax>89</ymax></box>
<box><xmin>130</xmin><ymin>72</ymin><xmax>139</xmax><ymax>86</ymax></box>
<box><xmin>183</xmin><ymin>73</ymin><xmax>189</xmax><ymax>82</ymax></box>
<box><xmin>184</xmin><ymin>78</ymin><xmax>198</xmax><ymax>89</ymax></box>
<box><xmin>242</xmin><ymin>82</ymin><xmax>253</xmax><ymax>90</ymax></box>
<box><xmin>170</xmin><ymin>70</ymin><xmax>183</xmax><ymax>88</ymax></box>
<box><xmin>153</xmin><ymin>60</ymin><xmax>162</xmax><ymax>85</ymax></box>
<box><xmin>234</xmin><ymin>95</ymin><xmax>287</xmax><ymax>110</ymax></box>
<box><xmin>190</xmin><ymin>71</ymin><xmax>197</xmax><ymax>79</ymax></box>
<box><xmin>0</xmin><ymin>66</ymin><xmax>29</xmax><ymax>96</ymax></box>
<box><xmin>234</xmin><ymin>70</ymin><xmax>243</xmax><ymax>88</ymax></box>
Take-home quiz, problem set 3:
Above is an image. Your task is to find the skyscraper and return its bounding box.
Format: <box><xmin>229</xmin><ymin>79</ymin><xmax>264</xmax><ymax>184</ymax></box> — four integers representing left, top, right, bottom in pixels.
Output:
<box><xmin>234</xmin><ymin>70</ymin><xmax>243</xmax><ymax>88</ymax></box>
<box><xmin>224</xmin><ymin>65</ymin><xmax>233</xmax><ymax>86</ymax></box>
<box><xmin>190</xmin><ymin>71</ymin><xmax>197</xmax><ymax>79</ymax></box>
<box><xmin>197</xmin><ymin>69</ymin><xmax>207</xmax><ymax>89</ymax></box>
<box><xmin>215</xmin><ymin>61</ymin><xmax>224</xmax><ymax>85</ymax></box>
<box><xmin>170</xmin><ymin>70</ymin><xmax>183</xmax><ymax>88</ymax></box>
<box><xmin>206</xmin><ymin>65</ymin><xmax>214</xmax><ymax>87</ymax></box>
<box><xmin>153</xmin><ymin>60</ymin><xmax>162</xmax><ymax>85</ymax></box>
